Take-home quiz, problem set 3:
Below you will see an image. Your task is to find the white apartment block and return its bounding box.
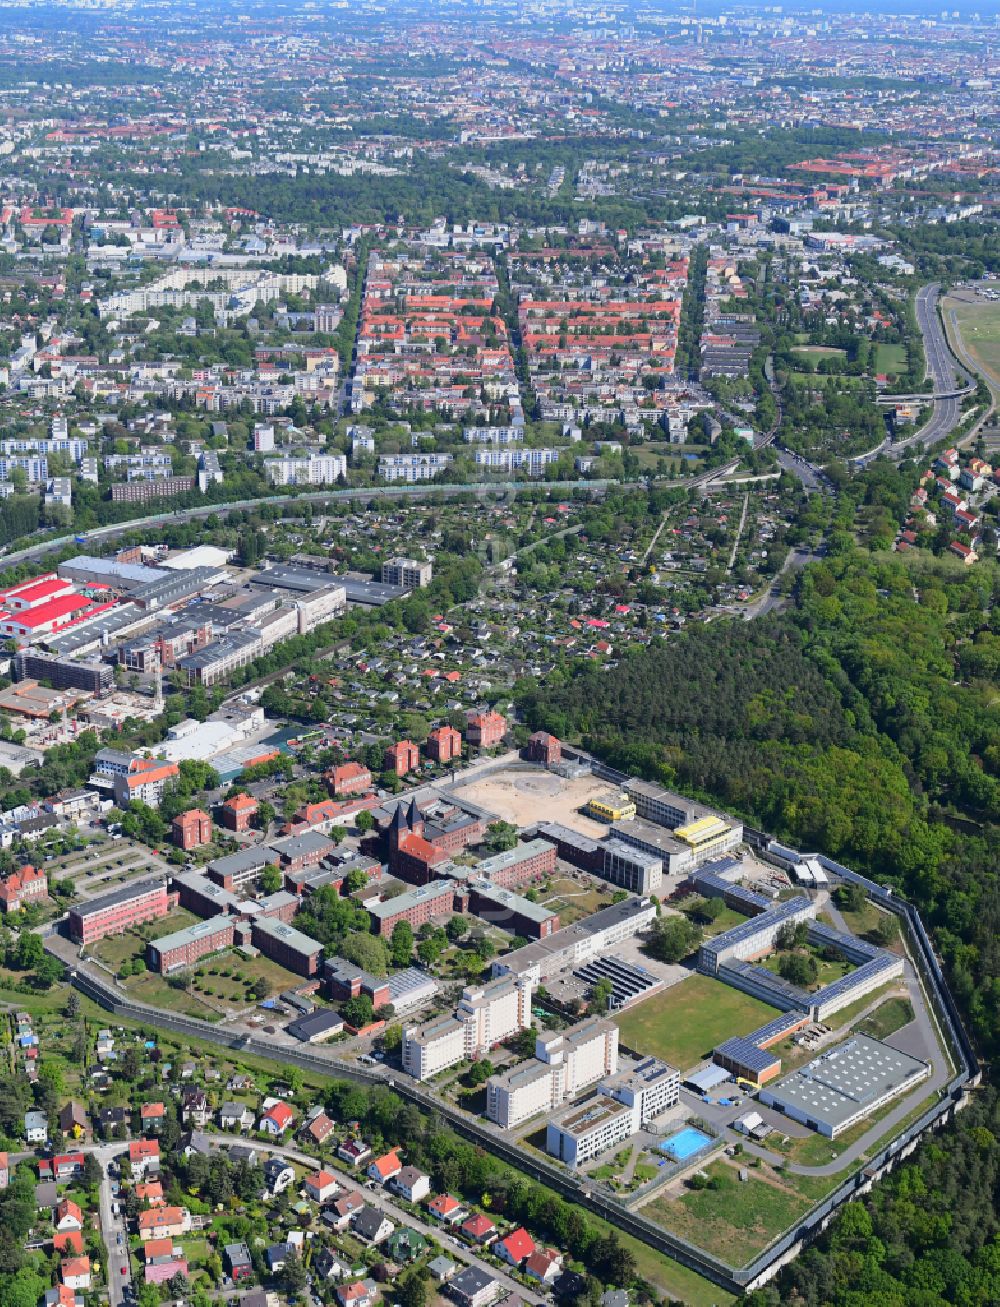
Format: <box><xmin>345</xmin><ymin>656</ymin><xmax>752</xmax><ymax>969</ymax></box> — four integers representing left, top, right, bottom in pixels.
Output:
<box><xmin>402</xmin><ymin>1015</ymin><xmax>466</xmax><ymax>1080</ymax></box>
<box><xmin>474</xmin><ymin>447</ymin><xmax>558</xmax><ymax>475</ymax></box>
<box><xmin>403</xmin><ymin>975</ymin><xmax>532</xmax><ymax>1082</ymax></box>
<box><xmin>381</xmin><ymin>557</ymin><xmax>432</xmax><ymax>589</ymax></box>
<box><xmin>546</xmin><ymin>1057</ymin><xmax>679</xmax><ymax>1169</ymax></box>
<box><xmin>264</xmin><ymin>454</ymin><xmax>347</xmax><ymax>486</ymax></box>
<box><xmin>600</xmin><ymin>1057</ymin><xmax>679</xmax><ymax>1125</ymax></box>
<box><xmin>487</xmin><ymin>1017</ymin><xmax>619</xmax><ymax>1130</ymax></box>
<box><xmin>379</xmin><ymin>453</ymin><xmax>453</xmax><ymax>483</ymax></box>
<box><xmin>457</xmin><ymin>975</ymin><xmax>532</xmax><ymax>1052</ymax></box>
<box><xmin>0</xmin><ymin>437</ymin><xmax>88</xmax><ymax>461</ymax></box>
<box><xmin>546</xmin><ymin>1096</ymin><xmax>637</xmax><ymax>1170</ymax></box>
<box><xmin>463</xmin><ymin>426</ymin><xmax>524</xmax><ymax>444</ymax></box>
<box><xmin>0</xmin><ymin>454</ymin><xmax>47</xmax><ymax>482</ymax></box>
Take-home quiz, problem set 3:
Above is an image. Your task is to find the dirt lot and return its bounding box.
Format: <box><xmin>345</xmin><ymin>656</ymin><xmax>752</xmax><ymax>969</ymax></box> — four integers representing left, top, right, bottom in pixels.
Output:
<box><xmin>453</xmin><ymin>767</ymin><xmax>612</xmax><ymax>834</ymax></box>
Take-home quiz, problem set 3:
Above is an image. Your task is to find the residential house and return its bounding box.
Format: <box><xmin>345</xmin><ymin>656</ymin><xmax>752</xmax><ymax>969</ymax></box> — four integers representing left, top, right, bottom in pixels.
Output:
<box><xmin>390</xmin><ymin>1166</ymin><xmax>430</xmax><ymax>1204</ymax></box>
<box><xmin>496</xmin><ymin>1228</ymin><xmax>535</xmax><ymax>1268</ymax></box>
<box><xmin>337</xmin><ymin>1281</ymin><xmax>377</xmax><ymax>1307</ymax></box>
<box><xmin>325</xmin><ymin>1190</ymin><xmax>364</xmax><ymax>1231</ymax></box>
<box><xmin>55</xmin><ymin>1199</ymin><xmax>83</xmax><ymax>1233</ymax></box>
<box><xmin>224</xmin><ymin>1242</ymin><xmax>254</xmax><ymax>1283</ymax></box>
<box><xmin>351</xmin><ymin>1206</ymin><xmax>394</xmax><ymax>1245</ymax></box>
<box><xmin>0</xmin><ymin>1152</ymin><xmax>8</xmax><ymax>1189</ymax></box>
<box><xmin>427</xmin><ymin>1194</ymin><xmax>465</xmax><ymax>1225</ymax></box>
<box><xmin>367</xmin><ymin>1150</ymin><xmax>402</xmax><ymax>1187</ymax></box>
<box><xmin>58</xmin><ymin>1102</ymin><xmax>89</xmax><ymax>1140</ymax></box>
<box><xmin>24</xmin><ymin>1110</ymin><xmax>48</xmax><ymax>1144</ymax></box>
<box><xmin>53</xmin><ymin>1232</ymin><xmax>84</xmax><ymax>1256</ymax></box>
<box><xmin>138</xmin><ymin>1206</ymin><xmax>191</xmax><ymax>1240</ymax></box>
<box><xmin>448</xmin><ymin>1266</ymin><xmax>501</xmax><ymax>1307</ymax></box>
<box><xmin>60</xmin><ymin>1258</ymin><xmax>91</xmax><ymax>1292</ymax></box>
<box><xmin>263</xmin><ymin>1158</ymin><xmax>296</xmax><ymax>1195</ymax></box>
<box><xmin>135</xmin><ymin>1180</ymin><xmax>165</xmax><ymax>1208</ymax></box>
<box><xmin>44</xmin><ymin>1286</ymin><xmax>82</xmax><ymax>1307</ymax></box>
<box><xmin>218</xmin><ymin>1102</ymin><xmax>254</xmax><ymax>1132</ymax></box>
<box><xmin>314</xmin><ymin>1248</ymin><xmax>353</xmax><ymax>1282</ymax></box>
<box><xmin>304</xmin><ymin>1170</ymin><xmax>339</xmax><ymax>1204</ymax></box>
<box><xmin>301</xmin><ymin>1111</ymin><xmax>336</xmax><ymax>1147</ymax></box>
<box><xmin>338</xmin><ymin>1138</ymin><xmax>371</xmax><ymax>1167</ymax></box>
<box><xmin>140</xmin><ymin>1102</ymin><xmax>165</xmax><ymax>1132</ymax></box>
<box><xmin>129</xmin><ymin>1139</ymin><xmax>161</xmax><ymax>1179</ymax></box>
<box><xmin>384</xmin><ymin>1228</ymin><xmax>427</xmax><ymax>1264</ymax></box>
<box><xmin>460</xmin><ymin>1213</ymin><xmax>496</xmax><ymax>1245</ymax></box>
<box><xmin>524</xmin><ymin>1250</ymin><xmax>562</xmax><ymax>1285</ymax></box>
<box><xmin>181</xmin><ymin>1089</ymin><xmax>209</xmax><ymax>1126</ymax></box>
<box><xmin>260</xmin><ymin>1101</ymin><xmax>295</xmax><ymax>1136</ymax></box>
<box><xmin>266</xmin><ymin>1244</ymin><xmax>292</xmax><ymax>1273</ymax></box>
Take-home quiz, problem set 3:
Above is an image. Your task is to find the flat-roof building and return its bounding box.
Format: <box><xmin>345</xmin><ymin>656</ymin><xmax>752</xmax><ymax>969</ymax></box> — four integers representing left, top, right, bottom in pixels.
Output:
<box><xmin>491</xmin><ymin>896</ymin><xmax>656</xmax><ymax>987</ymax></box>
<box><xmin>546</xmin><ymin>1095</ymin><xmax>636</xmax><ymax>1170</ymax></box>
<box><xmin>759</xmin><ymin>1035</ymin><xmax>930</xmax><ymax>1137</ymax></box>
<box><xmin>250</xmin><ymin>918</ymin><xmax>322</xmax><ymax>977</ymax></box>
<box><xmin>601</xmin><ymin>837</ymin><xmax>663</xmax><ymax>895</ymax></box>
<box><xmin>68</xmin><ymin>879</ymin><xmax>169</xmax><ymax>945</ymax></box>
<box><xmin>148</xmin><ymin>917</ymin><xmax>235</xmax><ymax>974</ymax></box>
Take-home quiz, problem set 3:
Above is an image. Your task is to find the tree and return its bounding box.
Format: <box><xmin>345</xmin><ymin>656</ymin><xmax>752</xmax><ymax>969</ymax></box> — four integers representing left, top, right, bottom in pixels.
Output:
<box><xmin>260</xmin><ymin>865</ymin><xmax>283</xmax><ymax>895</ymax></box>
<box><xmin>466</xmin><ymin>1059</ymin><xmax>494</xmax><ymax>1086</ymax></box>
<box><xmin>342</xmin><ymin>995</ymin><xmax>374</xmax><ymax>1028</ymax></box>
<box><xmin>398</xmin><ymin>1270</ymin><xmax>428</xmax><ymax>1307</ymax></box>
<box><xmin>417</xmin><ymin>935</ymin><xmax>444</xmax><ymax>967</ymax></box>
<box><xmin>120</xmin><ymin>1046</ymin><xmax>140</xmax><ymax>1082</ymax></box>
<box><xmin>343</xmin><ymin>867</ymin><xmax>369</xmax><ymax>894</ymax></box>
<box><xmin>588</xmin><ymin>976</ymin><xmax>614</xmax><ymax>1014</ymax></box>
<box><xmin>694</xmin><ymin>896</ymin><xmax>726</xmax><ymax>924</ymax></box>
<box><xmin>82</xmin><ymin>1153</ymin><xmax>103</xmax><ymax>1188</ymax></box>
<box><xmin>646</xmin><ymin>914</ymin><xmax>701</xmax><ymax>963</ymax></box>
<box><xmin>390</xmin><ymin>920</ymin><xmax>414</xmax><ymax>967</ymax></box>
<box><xmin>381</xmin><ymin>1023</ymin><xmax>403</xmax><ymax>1053</ymax></box>
<box><xmin>778</xmin><ymin>951</ymin><xmax>818</xmax><ymax>987</ymax></box>
<box><xmin>280</xmin><ymin>1249</ymin><xmax>308</xmax><ymax>1299</ymax></box>
<box><xmin>446</xmin><ymin>915</ymin><xmax>468</xmax><ymax>943</ymax></box>
<box><xmin>355</xmin><ymin>809</ymin><xmax>375</xmax><ymax>834</ymax></box>
<box><xmin>484</xmin><ymin>820</ymin><xmax>518</xmax><ymax>853</ymax></box>
<box><xmin>255</xmin><ymin>800</ymin><xmax>275</xmax><ymax>832</ymax></box>
<box><xmin>339</xmin><ymin>931</ymin><xmax>390</xmax><ymax>977</ymax></box>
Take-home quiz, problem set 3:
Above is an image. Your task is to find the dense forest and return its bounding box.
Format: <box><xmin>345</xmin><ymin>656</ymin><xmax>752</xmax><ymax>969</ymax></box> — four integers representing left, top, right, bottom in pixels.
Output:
<box><xmin>518</xmin><ymin>541</ymin><xmax>1000</xmax><ymax>1306</ymax></box>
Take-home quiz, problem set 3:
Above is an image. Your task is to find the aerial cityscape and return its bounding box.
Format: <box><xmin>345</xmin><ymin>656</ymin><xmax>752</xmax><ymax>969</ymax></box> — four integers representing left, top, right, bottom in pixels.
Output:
<box><xmin>0</xmin><ymin>3</ymin><xmax>993</xmax><ymax>1307</ymax></box>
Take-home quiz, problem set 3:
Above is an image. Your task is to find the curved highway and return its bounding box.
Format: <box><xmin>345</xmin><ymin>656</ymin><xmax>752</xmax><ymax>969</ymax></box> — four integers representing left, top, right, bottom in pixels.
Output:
<box><xmin>883</xmin><ymin>283</ymin><xmax>973</xmax><ymax>459</ymax></box>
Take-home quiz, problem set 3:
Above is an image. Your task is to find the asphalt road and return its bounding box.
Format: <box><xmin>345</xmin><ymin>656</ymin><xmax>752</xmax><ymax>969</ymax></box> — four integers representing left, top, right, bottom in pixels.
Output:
<box><xmin>887</xmin><ymin>283</ymin><xmax>971</xmax><ymax>457</ymax></box>
<box><xmin>96</xmin><ymin>1143</ymin><xmax>131</xmax><ymax>1306</ymax></box>
<box><xmin>742</xmin><ymin>547</ymin><xmax>819</xmax><ymax>621</ymax></box>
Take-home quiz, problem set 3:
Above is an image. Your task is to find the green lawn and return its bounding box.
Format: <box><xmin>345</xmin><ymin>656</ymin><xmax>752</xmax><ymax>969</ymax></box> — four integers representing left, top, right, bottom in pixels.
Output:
<box><xmin>874</xmin><ymin>343</ymin><xmax>907</xmax><ymax>375</ymax></box>
<box><xmin>643</xmin><ymin>1160</ymin><xmax>811</xmax><ymax>1267</ymax></box>
<box><xmin>125</xmin><ymin>971</ymin><xmax>221</xmax><ymax>1021</ymax></box>
<box><xmin>856</xmin><ymin>997</ymin><xmax>915</xmax><ymax>1042</ymax></box>
<box><xmin>616</xmin><ymin>975</ymin><xmax>778</xmax><ymax>1071</ymax></box>
<box><xmin>759</xmin><ymin>949</ymin><xmax>856</xmax><ymax>992</ymax></box>
<box><xmin>91</xmin><ymin>910</ymin><xmax>203</xmax><ymax>971</ymax></box>
<box><xmin>191</xmin><ymin>953</ymin><xmax>299</xmax><ymax>1004</ymax></box>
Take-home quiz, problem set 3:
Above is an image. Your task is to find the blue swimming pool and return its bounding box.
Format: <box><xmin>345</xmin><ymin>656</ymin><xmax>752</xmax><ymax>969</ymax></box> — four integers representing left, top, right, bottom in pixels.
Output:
<box><xmin>659</xmin><ymin>1126</ymin><xmax>712</xmax><ymax>1161</ymax></box>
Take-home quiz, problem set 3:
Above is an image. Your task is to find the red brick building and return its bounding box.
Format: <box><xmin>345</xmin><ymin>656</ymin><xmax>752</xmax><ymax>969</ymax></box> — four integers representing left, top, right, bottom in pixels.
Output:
<box><xmin>147</xmin><ymin>917</ymin><xmax>234</xmax><ymax>974</ymax></box>
<box><xmin>327</xmin><ymin>761</ymin><xmax>373</xmax><ymax>797</ymax></box>
<box><xmin>0</xmin><ymin>864</ymin><xmax>48</xmax><ymax>913</ymax></box>
<box><xmin>426</xmin><ymin>725</ymin><xmax>462</xmax><ymax>763</ymax></box>
<box><xmin>219</xmin><ymin>793</ymin><xmax>258</xmax><ymax>832</ymax></box>
<box><xmin>384</xmin><ymin>740</ymin><xmax>420</xmax><ymax>777</ymax></box>
<box><xmin>466</xmin><ymin>710</ymin><xmax>507</xmax><ymax>749</ymax></box>
<box><xmin>68</xmin><ymin>879</ymin><xmax>170</xmax><ymax>945</ymax></box>
<box><xmin>524</xmin><ymin>731</ymin><xmax>561</xmax><ymax>766</ymax></box>
<box><xmin>386</xmin><ymin>800</ymin><xmax>449</xmax><ymax>884</ymax></box>
<box><xmin>172</xmin><ymin>809</ymin><xmax>212</xmax><ymax>851</ymax></box>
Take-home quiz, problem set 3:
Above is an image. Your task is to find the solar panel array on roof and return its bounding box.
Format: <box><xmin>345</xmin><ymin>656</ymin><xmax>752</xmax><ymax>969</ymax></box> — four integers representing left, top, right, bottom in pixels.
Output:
<box><xmin>573</xmin><ymin>956</ymin><xmax>659</xmax><ymax>1009</ymax></box>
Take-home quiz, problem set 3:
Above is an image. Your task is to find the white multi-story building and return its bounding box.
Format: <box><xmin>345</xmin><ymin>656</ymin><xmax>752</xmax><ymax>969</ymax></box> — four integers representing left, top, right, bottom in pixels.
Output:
<box><xmin>457</xmin><ymin>975</ymin><xmax>532</xmax><ymax>1051</ymax></box>
<box><xmin>487</xmin><ymin>1017</ymin><xmax>619</xmax><ymax>1129</ymax></box>
<box><xmin>378</xmin><ymin>453</ymin><xmax>452</xmax><ymax>483</ymax></box>
<box><xmin>381</xmin><ymin>558</ymin><xmax>432</xmax><ymax>589</ymax></box>
<box><xmin>403</xmin><ymin>975</ymin><xmax>532</xmax><ymax>1082</ymax></box>
<box><xmin>254</xmin><ymin>424</ymin><xmax>276</xmax><ymax>453</ymax></box>
<box><xmin>599</xmin><ymin>1057</ymin><xmax>679</xmax><ymax>1125</ymax></box>
<box><xmin>463</xmin><ymin>426</ymin><xmax>524</xmax><ymax>444</ymax></box>
<box><xmin>264</xmin><ymin>454</ymin><xmax>347</xmax><ymax>486</ymax></box>
<box><xmin>474</xmin><ymin>447</ymin><xmax>558</xmax><ymax>476</ymax></box>
<box><xmin>402</xmin><ymin>1015</ymin><xmax>466</xmax><ymax>1081</ymax></box>
<box><xmin>546</xmin><ymin>1095</ymin><xmax>637</xmax><ymax>1169</ymax></box>
<box><xmin>546</xmin><ymin>1056</ymin><xmax>680</xmax><ymax>1169</ymax></box>
<box><xmin>0</xmin><ymin>454</ymin><xmax>47</xmax><ymax>483</ymax></box>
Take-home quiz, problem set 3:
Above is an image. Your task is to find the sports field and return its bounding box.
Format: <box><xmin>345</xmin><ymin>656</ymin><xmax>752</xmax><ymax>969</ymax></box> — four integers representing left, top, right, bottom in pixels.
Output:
<box><xmin>945</xmin><ymin>293</ymin><xmax>1000</xmax><ymax>388</ymax></box>
<box><xmin>616</xmin><ymin>973</ymin><xmax>778</xmax><ymax>1071</ymax></box>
